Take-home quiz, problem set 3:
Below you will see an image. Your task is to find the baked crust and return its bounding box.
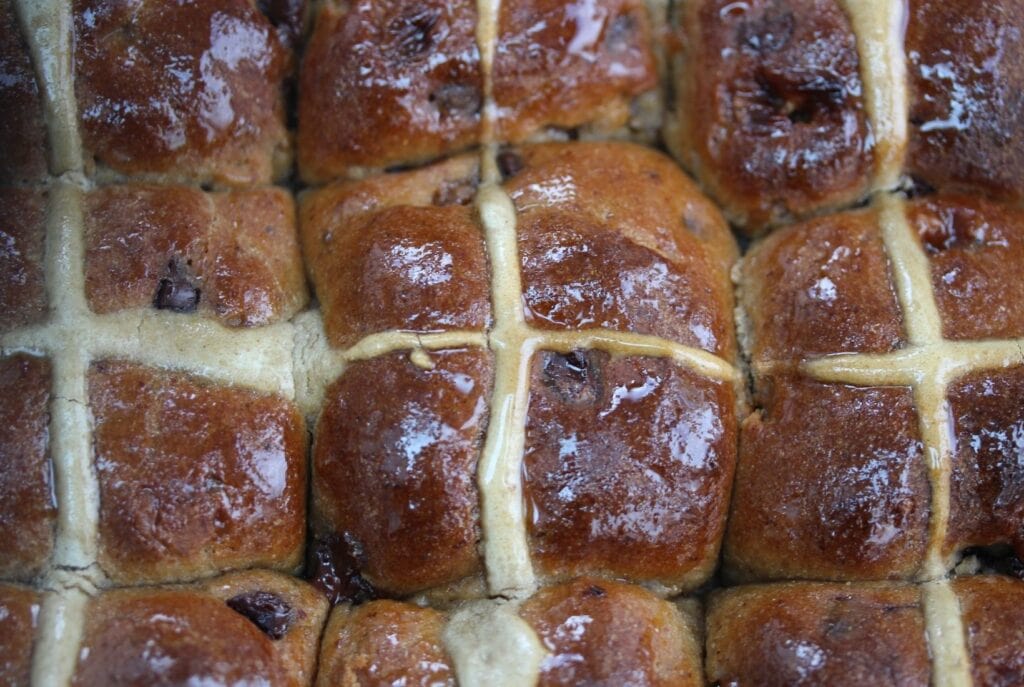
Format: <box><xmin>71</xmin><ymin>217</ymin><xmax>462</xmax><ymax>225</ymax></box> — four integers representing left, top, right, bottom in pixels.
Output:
<box><xmin>83</xmin><ymin>185</ymin><xmax>307</xmax><ymax>327</ymax></box>
<box><xmin>905</xmin><ymin>0</ymin><xmax>1024</xmax><ymax>203</ymax></box>
<box><xmin>706</xmin><ymin>582</ymin><xmax>931</xmax><ymax>686</ymax></box>
<box><xmin>0</xmin><ymin>583</ymin><xmax>41</xmax><ymax>686</ymax></box>
<box><xmin>89</xmin><ymin>361</ymin><xmax>307</xmax><ymax>585</ymax></box>
<box><xmin>72</xmin><ymin>570</ymin><xmax>328</xmax><ymax>687</ymax></box>
<box><xmin>73</xmin><ymin>0</ymin><xmax>292</xmax><ymax>186</ymax></box>
<box><xmin>671</xmin><ymin>0</ymin><xmax>874</xmax><ymax>232</ymax></box>
<box><xmin>0</xmin><ymin>354</ymin><xmax>55</xmax><ymax>582</ymax></box>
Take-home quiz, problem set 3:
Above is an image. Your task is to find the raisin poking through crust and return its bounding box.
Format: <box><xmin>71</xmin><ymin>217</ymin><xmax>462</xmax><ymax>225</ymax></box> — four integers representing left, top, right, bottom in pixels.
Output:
<box><xmin>541</xmin><ymin>350</ymin><xmax>603</xmax><ymax>405</ymax></box>
<box><xmin>307</xmin><ymin>534</ymin><xmax>378</xmax><ymax>606</ymax></box>
<box><xmin>226</xmin><ymin>591</ymin><xmax>295</xmax><ymax>640</ymax></box>
<box><xmin>154</xmin><ymin>258</ymin><xmax>200</xmax><ymax>313</ymax></box>
<box><xmin>497</xmin><ymin>150</ymin><xmax>524</xmax><ymax>180</ymax></box>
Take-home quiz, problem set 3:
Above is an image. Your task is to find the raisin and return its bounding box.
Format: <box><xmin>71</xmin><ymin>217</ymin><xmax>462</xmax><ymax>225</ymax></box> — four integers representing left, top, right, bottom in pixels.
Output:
<box><xmin>497</xmin><ymin>150</ymin><xmax>524</xmax><ymax>180</ymax></box>
<box><xmin>307</xmin><ymin>533</ymin><xmax>378</xmax><ymax>606</ymax></box>
<box><xmin>154</xmin><ymin>258</ymin><xmax>200</xmax><ymax>313</ymax></box>
<box><xmin>390</xmin><ymin>8</ymin><xmax>442</xmax><ymax>58</ymax></box>
<box><xmin>583</xmin><ymin>584</ymin><xmax>607</xmax><ymax>598</ymax></box>
<box><xmin>542</xmin><ymin>350</ymin><xmax>603</xmax><ymax>405</ymax></box>
<box><xmin>226</xmin><ymin>591</ymin><xmax>294</xmax><ymax>640</ymax></box>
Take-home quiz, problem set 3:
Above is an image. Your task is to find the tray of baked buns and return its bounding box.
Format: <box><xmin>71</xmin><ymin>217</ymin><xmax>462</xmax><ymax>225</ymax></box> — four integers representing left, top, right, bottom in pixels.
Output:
<box><xmin>1</xmin><ymin>0</ymin><xmax>1022</xmax><ymax>685</ymax></box>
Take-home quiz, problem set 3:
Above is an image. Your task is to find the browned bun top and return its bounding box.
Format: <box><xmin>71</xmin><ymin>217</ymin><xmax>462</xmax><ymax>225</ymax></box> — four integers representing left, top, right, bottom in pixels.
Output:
<box><xmin>519</xmin><ymin>577</ymin><xmax>703</xmax><ymax>687</ymax></box>
<box><xmin>0</xmin><ymin>583</ymin><xmax>41</xmax><ymax>686</ymax></box>
<box><xmin>0</xmin><ymin>353</ymin><xmax>55</xmax><ymax>582</ymax></box>
<box><xmin>313</xmin><ymin>349</ymin><xmax>490</xmax><ymax>596</ymax></box>
<box><xmin>73</xmin><ymin>0</ymin><xmax>292</xmax><ymax>186</ymax></box>
<box><xmin>906</xmin><ymin>0</ymin><xmax>1024</xmax><ymax>204</ymax></box>
<box><xmin>300</xmin><ymin>155</ymin><xmax>489</xmax><ymax>348</ymax></box>
<box><xmin>89</xmin><ymin>360</ymin><xmax>307</xmax><ymax>585</ymax></box>
<box><xmin>706</xmin><ymin>582</ymin><xmax>931</xmax><ymax>687</ymax></box>
<box><xmin>297</xmin><ymin>1</ymin><xmax>659</xmax><ymax>182</ymax></box>
<box><xmin>674</xmin><ymin>0</ymin><xmax>873</xmax><ymax>232</ymax></box>
<box><xmin>316</xmin><ymin>600</ymin><xmax>454</xmax><ymax>687</ymax></box>
<box><xmin>73</xmin><ymin>570</ymin><xmax>328</xmax><ymax>687</ymax></box>
<box><xmin>506</xmin><ymin>142</ymin><xmax>737</xmax><ymax>358</ymax></box>
<box><xmin>0</xmin><ymin>187</ymin><xmax>48</xmax><ymax>334</ymax></box>
<box><xmin>84</xmin><ymin>185</ymin><xmax>307</xmax><ymax>327</ymax></box>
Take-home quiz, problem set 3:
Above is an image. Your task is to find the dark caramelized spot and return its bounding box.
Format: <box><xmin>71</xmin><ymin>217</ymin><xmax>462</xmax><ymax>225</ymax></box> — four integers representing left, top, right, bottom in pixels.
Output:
<box><xmin>430</xmin><ymin>83</ymin><xmax>482</xmax><ymax>118</ymax></box>
<box><xmin>541</xmin><ymin>350</ymin><xmax>603</xmax><ymax>405</ymax></box>
<box><xmin>307</xmin><ymin>534</ymin><xmax>378</xmax><ymax>606</ymax></box>
<box><xmin>226</xmin><ymin>591</ymin><xmax>294</xmax><ymax>640</ymax></box>
<box><xmin>153</xmin><ymin>258</ymin><xmax>200</xmax><ymax>313</ymax></box>
<box><xmin>432</xmin><ymin>173</ymin><xmax>479</xmax><ymax>206</ymax></box>
<box><xmin>390</xmin><ymin>8</ymin><xmax>442</xmax><ymax>59</ymax></box>
<box><xmin>497</xmin><ymin>150</ymin><xmax>524</xmax><ymax>180</ymax></box>
<box><xmin>583</xmin><ymin>584</ymin><xmax>607</xmax><ymax>598</ymax></box>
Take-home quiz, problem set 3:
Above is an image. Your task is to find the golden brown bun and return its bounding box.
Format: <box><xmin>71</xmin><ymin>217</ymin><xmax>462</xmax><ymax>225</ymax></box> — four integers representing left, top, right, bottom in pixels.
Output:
<box><xmin>0</xmin><ymin>583</ymin><xmax>41</xmax><ymax>686</ymax></box>
<box><xmin>297</xmin><ymin>2</ymin><xmax>658</xmax><ymax>182</ymax></box>
<box><xmin>313</xmin><ymin>349</ymin><xmax>490</xmax><ymax>596</ymax></box>
<box><xmin>0</xmin><ymin>187</ymin><xmax>47</xmax><ymax>334</ymax></box>
<box><xmin>953</xmin><ymin>576</ymin><xmax>1024</xmax><ymax>685</ymax></box>
<box><xmin>73</xmin><ymin>570</ymin><xmax>328</xmax><ymax>687</ymax></box>
<box><xmin>706</xmin><ymin>582</ymin><xmax>931</xmax><ymax>686</ymax></box>
<box><xmin>906</xmin><ymin>0</ymin><xmax>1024</xmax><ymax>204</ymax></box>
<box><xmin>524</xmin><ymin>352</ymin><xmax>736</xmax><ymax>589</ymax></box>
<box><xmin>492</xmin><ymin>0</ymin><xmax>658</xmax><ymax>143</ymax></box>
<box><xmin>298</xmin><ymin>1</ymin><xmax>482</xmax><ymax>183</ymax></box>
<box><xmin>72</xmin><ymin>0</ymin><xmax>292</xmax><ymax>186</ymax></box>
<box><xmin>0</xmin><ymin>354</ymin><xmax>55</xmax><ymax>582</ymax></box>
<box><xmin>316</xmin><ymin>578</ymin><xmax>700</xmax><ymax>687</ymax></box>
<box><xmin>83</xmin><ymin>185</ymin><xmax>307</xmax><ymax>327</ymax></box>
<box><xmin>739</xmin><ymin>206</ymin><xmax>905</xmax><ymax>363</ymax></box>
<box><xmin>670</xmin><ymin>0</ymin><xmax>873</xmax><ymax>233</ymax></box>
<box><xmin>727</xmin><ymin>373</ymin><xmax>930</xmax><ymax>582</ymax></box>
<box><xmin>519</xmin><ymin>577</ymin><xmax>703</xmax><ymax>687</ymax></box>
<box><xmin>906</xmin><ymin>195</ymin><xmax>1024</xmax><ymax>341</ymax></box>
<box><xmin>300</xmin><ymin>155</ymin><xmax>489</xmax><ymax>348</ymax></box>
<box><xmin>507</xmin><ymin>143</ymin><xmax>737</xmax><ymax>357</ymax></box>
<box><xmin>307</xmin><ymin>142</ymin><xmax>739</xmax><ymax>597</ymax></box>
<box><xmin>0</xmin><ymin>0</ymin><xmax>47</xmax><ymax>184</ymax></box>
<box><xmin>946</xmin><ymin>367</ymin><xmax>1024</xmax><ymax>563</ymax></box>
<box><xmin>89</xmin><ymin>361</ymin><xmax>307</xmax><ymax>585</ymax></box>
<box><xmin>315</xmin><ymin>601</ymin><xmax>454</xmax><ymax>687</ymax></box>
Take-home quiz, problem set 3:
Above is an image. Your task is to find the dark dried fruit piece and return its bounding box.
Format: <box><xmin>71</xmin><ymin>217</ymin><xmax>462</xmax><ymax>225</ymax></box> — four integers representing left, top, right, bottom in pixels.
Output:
<box><xmin>389</xmin><ymin>8</ymin><xmax>442</xmax><ymax>59</ymax></box>
<box><xmin>307</xmin><ymin>533</ymin><xmax>378</xmax><ymax>606</ymax></box>
<box><xmin>497</xmin><ymin>150</ymin><xmax>524</xmax><ymax>180</ymax></box>
<box><xmin>226</xmin><ymin>591</ymin><xmax>295</xmax><ymax>640</ymax></box>
<box><xmin>154</xmin><ymin>258</ymin><xmax>200</xmax><ymax>313</ymax></box>
<box><xmin>583</xmin><ymin>584</ymin><xmax>607</xmax><ymax>598</ymax></box>
<box><xmin>541</xmin><ymin>350</ymin><xmax>603</xmax><ymax>405</ymax></box>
